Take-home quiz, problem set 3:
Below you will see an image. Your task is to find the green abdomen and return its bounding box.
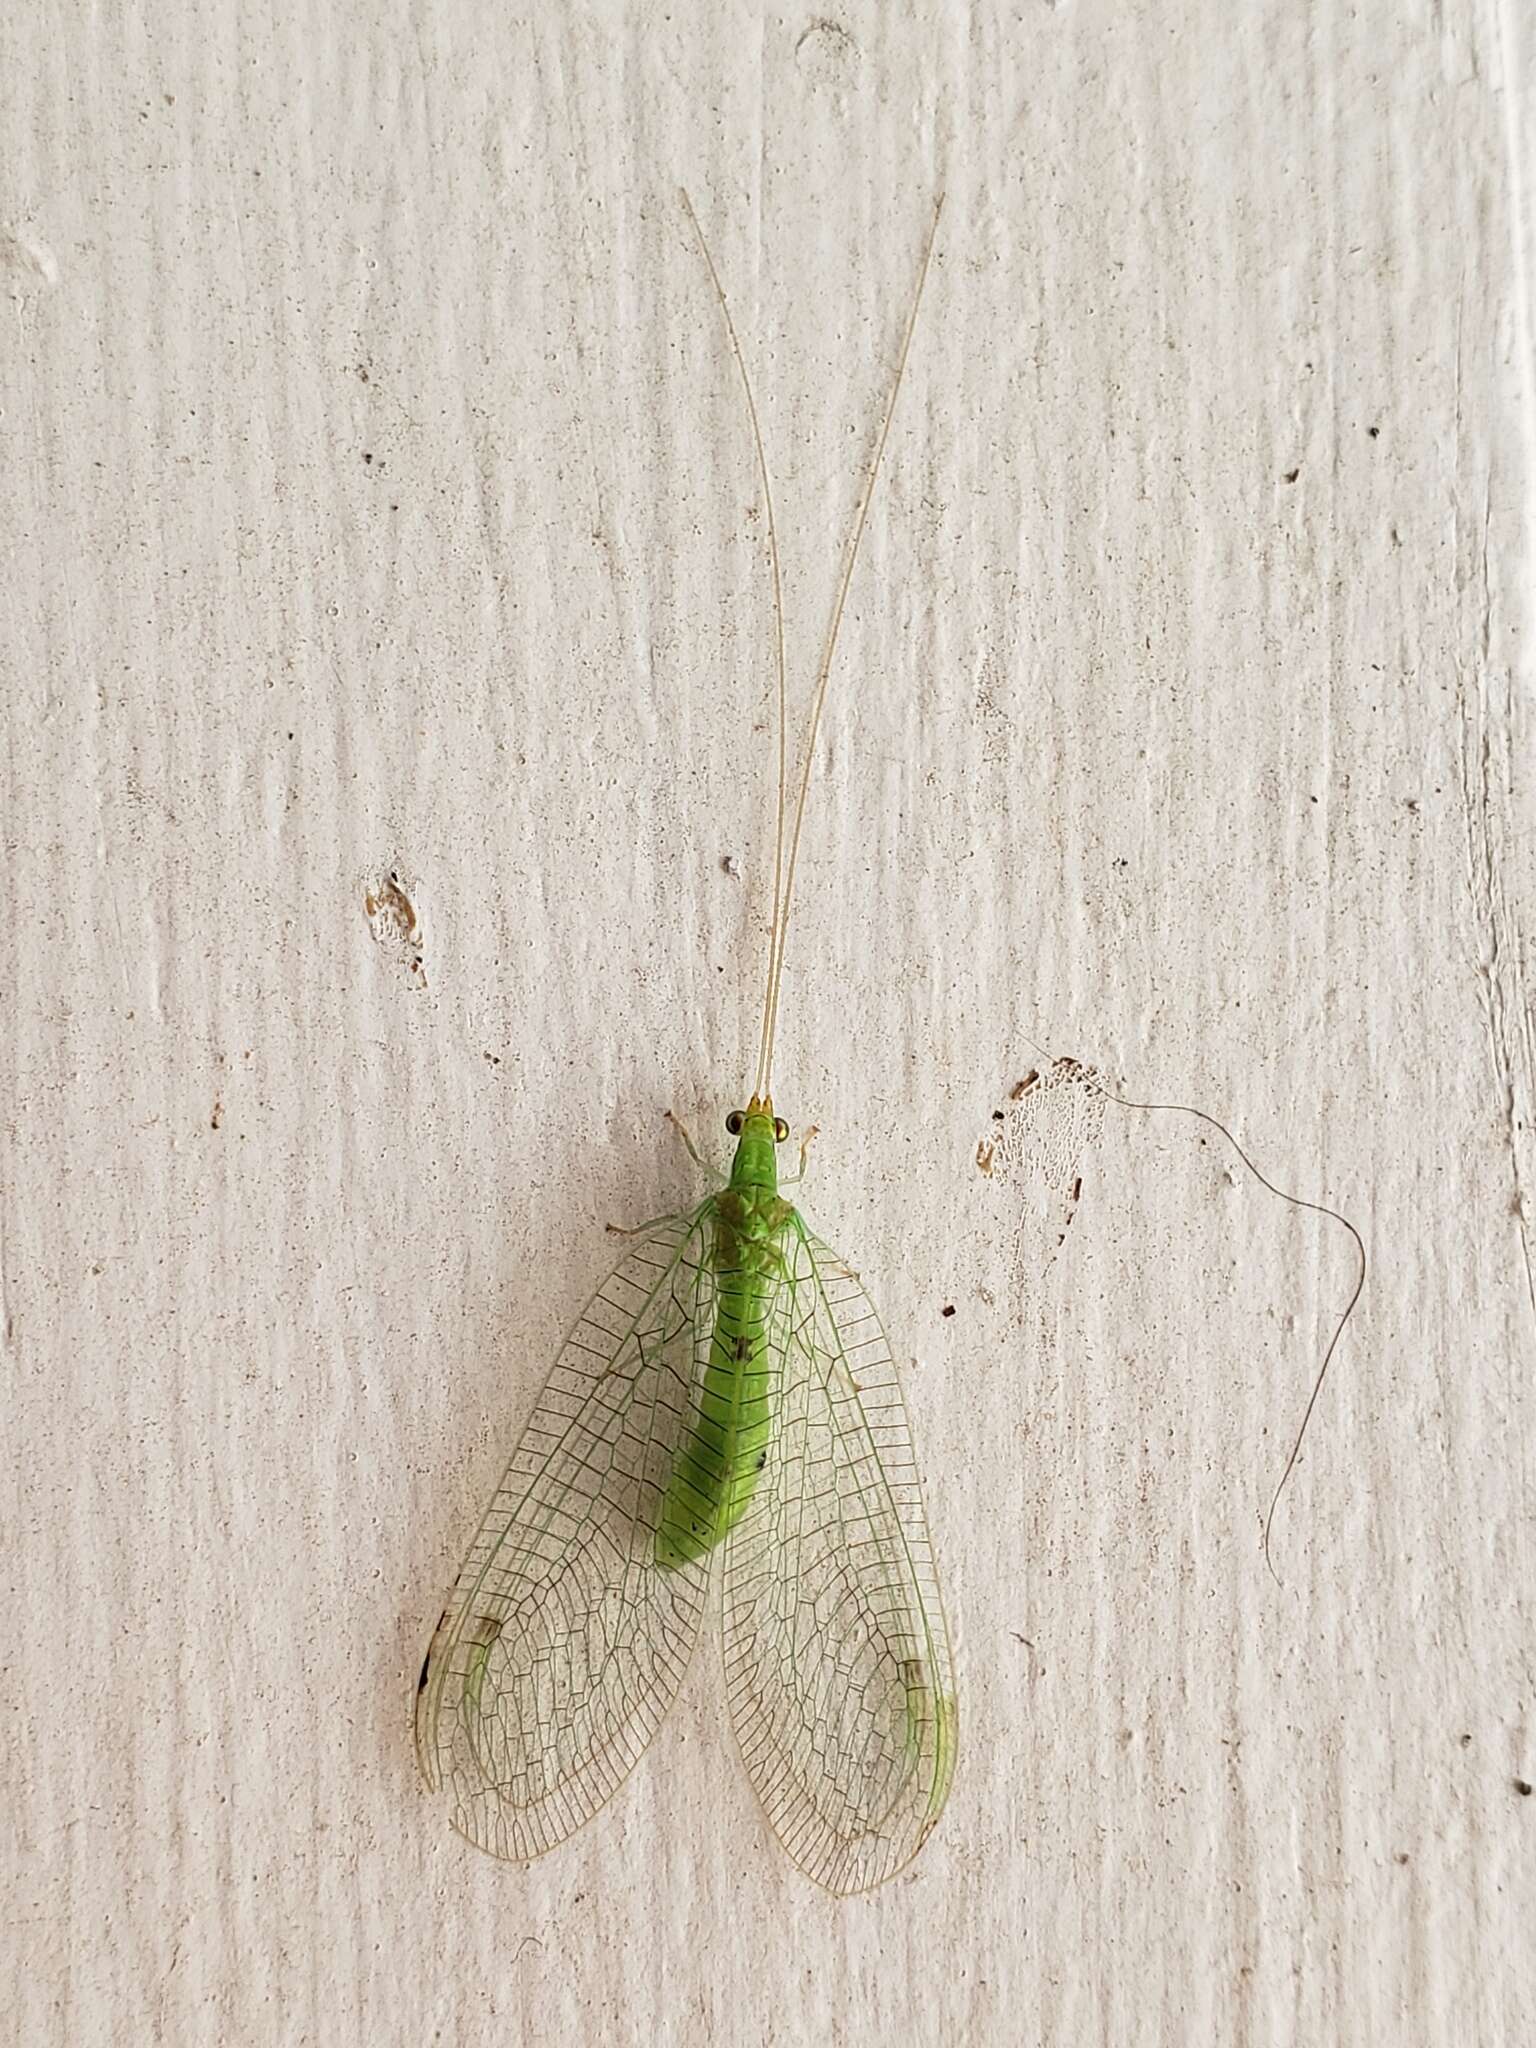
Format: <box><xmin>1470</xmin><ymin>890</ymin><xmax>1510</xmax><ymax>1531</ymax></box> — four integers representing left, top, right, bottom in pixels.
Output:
<box><xmin>655</xmin><ymin>1269</ymin><xmax>774</xmax><ymax>1570</ymax></box>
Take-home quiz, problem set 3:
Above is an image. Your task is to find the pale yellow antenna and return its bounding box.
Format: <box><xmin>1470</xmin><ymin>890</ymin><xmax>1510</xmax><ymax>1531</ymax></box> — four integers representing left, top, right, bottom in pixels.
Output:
<box><xmin>758</xmin><ymin>195</ymin><xmax>944</xmax><ymax>1100</ymax></box>
<box><xmin>680</xmin><ymin>189</ymin><xmax>788</xmax><ymax>1104</ymax></box>
<box><xmin>683</xmin><ymin>190</ymin><xmax>945</xmax><ymax>1107</ymax></box>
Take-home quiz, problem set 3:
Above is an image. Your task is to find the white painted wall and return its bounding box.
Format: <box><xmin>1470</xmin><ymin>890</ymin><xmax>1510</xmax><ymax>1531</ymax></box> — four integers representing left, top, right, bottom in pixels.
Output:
<box><xmin>5</xmin><ymin>4</ymin><xmax>1532</xmax><ymax>2041</ymax></box>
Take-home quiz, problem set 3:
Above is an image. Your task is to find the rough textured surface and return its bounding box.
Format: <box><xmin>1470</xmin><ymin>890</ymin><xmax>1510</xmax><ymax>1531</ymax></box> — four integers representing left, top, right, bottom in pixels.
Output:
<box><xmin>4</xmin><ymin>4</ymin><xmax>1533</xmax><ymax>2042</ymax></box>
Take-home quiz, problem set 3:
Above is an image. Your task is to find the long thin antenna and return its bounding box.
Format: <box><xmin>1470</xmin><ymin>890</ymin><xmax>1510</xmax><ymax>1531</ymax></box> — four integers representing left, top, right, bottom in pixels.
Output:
<box><xmin>1089</xmin><ymin>1079</ymin><xmax>1366</xmax><ymax>1583</ymax></box>
<box><xmin>680</xmin><ymin>189</ymin><xmax>789</xmax><ymax>1100</ymax></box>
<box><xmin>757</xmin><ymin>194</ymin><xmax>945</xmax><ymax>1100</ymax></box>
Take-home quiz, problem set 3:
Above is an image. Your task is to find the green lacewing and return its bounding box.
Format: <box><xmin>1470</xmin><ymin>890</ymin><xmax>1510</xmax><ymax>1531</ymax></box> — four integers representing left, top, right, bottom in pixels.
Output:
<box><xmin>416</xmin><ymin>190</ymin><xmax>953</xmax><ymax>1896</ymax></box>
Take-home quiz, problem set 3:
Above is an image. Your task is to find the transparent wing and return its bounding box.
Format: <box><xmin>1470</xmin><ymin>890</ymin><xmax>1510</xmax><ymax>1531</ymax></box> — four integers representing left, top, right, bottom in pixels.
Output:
<box><xmin>722</xmin><ymin>1218</ymin><xmax>957</xmax><ymax>1894</ymax></box>
<box><xmin>416</xmin><ymin>1200</ymin><xmax>718</xmax><ymax>1861</ymax></box>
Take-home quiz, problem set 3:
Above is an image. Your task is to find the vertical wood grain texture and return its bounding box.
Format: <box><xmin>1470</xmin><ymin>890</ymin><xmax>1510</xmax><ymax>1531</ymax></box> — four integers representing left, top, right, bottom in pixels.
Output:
<box><xmin>3</xmin><ymin>3</ymin><xmax>1531</xmax><ymax>2041</ymax></box>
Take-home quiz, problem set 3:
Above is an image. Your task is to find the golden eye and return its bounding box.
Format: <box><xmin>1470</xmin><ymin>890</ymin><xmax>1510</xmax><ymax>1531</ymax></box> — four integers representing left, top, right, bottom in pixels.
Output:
<box><xmin>774</xmin><ymin>1118</ymin><xmax>789</xmax><ymax>1143</ymax></box>
<box><xmin>725</xmin><ymin>1110</ymin><xmax>744</xmax><ymax>1135</ymax></box>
